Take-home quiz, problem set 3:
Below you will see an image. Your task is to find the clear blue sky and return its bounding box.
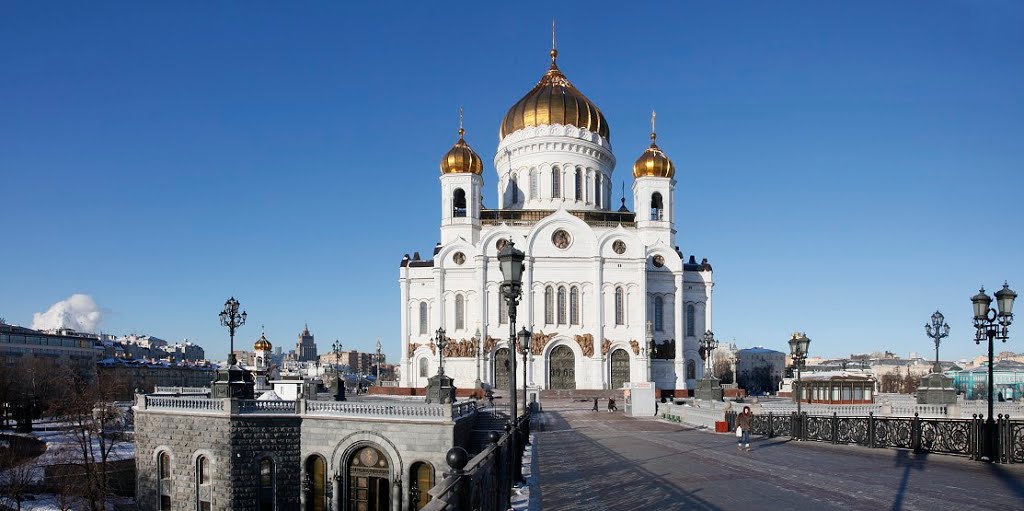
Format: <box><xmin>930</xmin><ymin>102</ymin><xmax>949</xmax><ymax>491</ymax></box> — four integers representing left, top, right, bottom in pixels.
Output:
<box><xmin>2</xmin><ymin>2</ymin><xmax>1022</xmax><ymax>363</ymax></box>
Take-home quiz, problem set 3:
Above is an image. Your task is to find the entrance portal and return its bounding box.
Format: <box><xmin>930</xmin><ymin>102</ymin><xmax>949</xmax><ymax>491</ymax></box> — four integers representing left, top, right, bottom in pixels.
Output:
<box><xmin>610</xmin><ymin>349</ymin><xmax>630</xmax><ymax>390</ymax></box>
<box><xmin>549</xmin><ymin>345</ymin><xmax>576</xmax><ymax>390</ymax></box>
<box><xmin>347</xmin><ymin>446</ymin><xmax>390</xmax><ymax>511</ymax></box>
<box><xmin>494</xmin><ymin>348</ymin><xmax>510</xmax><ymax>390</ymax></box>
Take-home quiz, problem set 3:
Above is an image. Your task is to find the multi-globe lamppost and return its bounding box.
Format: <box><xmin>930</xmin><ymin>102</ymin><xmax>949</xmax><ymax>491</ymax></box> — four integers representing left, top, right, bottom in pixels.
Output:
<box><xmin>788</xmin><ymin>332</ymin><xmax>811</xmax><ymax>415</ymax></box>
<box><xmin>970</xmin><ymin>282</ymin><xmax>1016</xmax><ymax>462</ymax></box>
<box><xmin>219</xmin><ymin>297</ymin><xmax>247</xmax><ymax>366</ymax></box>
<box><xmin>498</xmin><ymin>239</ymin><xmax>526</xmax><ymax>491</ymax></box>
<box><xmin>925</xmin><ymin>311</ymin><xmax>950</xmax><ymax>374</ymax></box>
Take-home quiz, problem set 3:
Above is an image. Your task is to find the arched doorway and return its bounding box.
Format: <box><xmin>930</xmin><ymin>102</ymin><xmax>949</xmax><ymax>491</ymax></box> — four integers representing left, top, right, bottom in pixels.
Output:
<box><xmin>347</xmin><ymin>446</ymin><xmax>390</xmax><ymax>511</ymax></box>
<box><xmin>549</xmin><ymin>345</ymin><xmax>576</xmax><ymax>390</ymax></box>
<box><xmin>408</xmin><ymin>462</ymin><xmax>434</xmax><ymax>510</ymax></box>
<box><xmin>610</xmin><ymin>349</ymin><xmax>630</xmax><ymax>390</ymax></box>
<box><xmin>305</xmin><ymin>455</ymin><xmax>327</xmax><ymax>511</ymax></box>
<box><xmin>493</xmin><ymin>348</ymin><xmax>510</xmax><ymax>390</ymax></box>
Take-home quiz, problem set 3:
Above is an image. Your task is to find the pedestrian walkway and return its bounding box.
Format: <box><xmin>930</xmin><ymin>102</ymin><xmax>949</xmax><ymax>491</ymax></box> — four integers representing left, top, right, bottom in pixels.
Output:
<box><xmin>534</xmin><ymin>399</ymin><xmax>1024</xmax><ymax>510</ymax></box>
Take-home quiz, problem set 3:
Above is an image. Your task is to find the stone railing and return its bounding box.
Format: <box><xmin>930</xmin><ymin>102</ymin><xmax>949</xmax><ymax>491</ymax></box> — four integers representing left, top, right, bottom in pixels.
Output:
<box><xmin>378</xmin><ymin>381</ymin><xmax>399</xmax><ymax>387</ymax></box>
<box><xmin>152</xmin><ymin>386</ymin><xmax>209</xmax><ymax>395</ymax></box>
<box><xmin>138</xmin><ymin>394</ymin><xmax>481</xmax><ymax>422</ymax></box>
<box><xmin>142</xmin><ymin>396</ymin><xmax>225</xmax><ymax>413</ymax></box>
<box><xmin>238</xmin><ymin>400</ymin><xmax>298</xmax><ymax>414</ymax></box>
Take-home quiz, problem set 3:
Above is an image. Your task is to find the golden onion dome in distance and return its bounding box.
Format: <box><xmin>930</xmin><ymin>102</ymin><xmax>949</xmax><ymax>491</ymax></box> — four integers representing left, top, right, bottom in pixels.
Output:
<box><xmin>254</xmin><ymin>333</ymin><xmax>272</xmax><ymax>351</ymax></box>
<box><xmin>440</xmin><ymin>108</ymin><xmax>483</xmax><ymax>175</ymax></box>
<box><xmin>632</xmin><ymin>111</ymin><xmax>675</xmax><ymax>179</ymax></box>
<box><xmin>499</xmin><ymin>47</ymin><xmax>610</xmax><ymax>141</ymax></box>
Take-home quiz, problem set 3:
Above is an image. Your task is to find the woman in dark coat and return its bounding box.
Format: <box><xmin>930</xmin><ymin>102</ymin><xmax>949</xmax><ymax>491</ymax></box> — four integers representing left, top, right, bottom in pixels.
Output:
<box><xmin>736</xmin><ymin>406</ymin><xmax>753</xmax><ymax>451</ymax></box>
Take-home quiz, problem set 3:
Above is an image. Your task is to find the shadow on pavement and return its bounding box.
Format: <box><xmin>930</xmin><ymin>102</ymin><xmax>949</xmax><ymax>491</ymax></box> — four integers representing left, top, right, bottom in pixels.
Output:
<box><xmin>987</xmin><ymin>462</ymin><xmax>1024</xmax><ymax>500</ymax></box>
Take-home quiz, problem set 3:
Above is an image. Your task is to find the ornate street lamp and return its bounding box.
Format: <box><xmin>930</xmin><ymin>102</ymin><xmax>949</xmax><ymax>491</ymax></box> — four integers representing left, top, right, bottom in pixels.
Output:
<box><xmin>695</xmin><ymin>330</ymin><xmax>723</xmax><ymax>401</ymax></box>
<box><xmin>434</xmin><ymin>327</ymin><xmax>448</xmax><ymax>376</ymax></box>
<box><xmin>474</xmin><ymin>327</ymin><xmax>483</xmax><ymax>387</ymax></box>
<box><xmin>218</xmin><ymin>297</ymin><xmax>247</xmax><ymax>366</ymax></box>
<box><xmin>518</xmin><ymin>327</ymin><xmax>531</xmax><ymax>412</ymax></box>
<box><xmin>971</xmin><ymin>282</ymin><xmax>1016</xmax><ymax>461</ymax></box>
<box><xmin>331</xmin><ymin>340</ymin><xmax>345</xmax><ymax>401</ymax></box>
<box><xmin>788</xmin><ymin>332</ymin><xmax>811</xmax><ymax>415</ymax></box>
<box><xmin>699</xmin><ymin>330</ymin><xmax>719</xmax><ymax>375</ymax></box>
<box><xmin>925</xmin><ymin>311</ymin><xmax>950</xmax><ymax>374</ymax></box>
<box><xmin>498</xmin><ymin>238</ymin><xmax>526</xmax><ymax>491</ymax></box>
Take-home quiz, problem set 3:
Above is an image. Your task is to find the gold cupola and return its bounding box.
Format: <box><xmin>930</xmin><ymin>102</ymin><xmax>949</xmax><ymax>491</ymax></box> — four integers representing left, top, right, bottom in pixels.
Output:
<box><xmin>632</xmin><ymin>111</ymin><xmax>675</xmax><ymax>178</ymax></box>
<box><xmin>254</xmin><ymin>332</ymin><xmax>272</xmax><ymax>352</ymax></box>
<box><xmin>440</xmin><ymin>112</ymin><xmax>483</xmax><ymax>175</ymax></box>
<box><xmin>499</xmin><ymin>48</ymin><xmax>610</xmax><ymax>141</ymax></box>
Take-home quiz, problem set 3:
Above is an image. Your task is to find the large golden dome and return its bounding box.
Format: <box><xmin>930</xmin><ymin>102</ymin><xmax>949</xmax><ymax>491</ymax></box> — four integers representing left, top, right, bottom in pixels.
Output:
<box><xmin>440</xmin><ymin>127</ymin><xmax>483</xmax><ymax>175</ymax></box>
<box><xmin>254</xmin><ymin>333</ymin><xmax>272</xmax><ymax>351</ymax></box>
<box><xmin>500</xmin><ymin>49</ymin><xmax>610</xmax><ymax>141</ymax></box>
<box><xmin>632</xmin><ymin>132</ymin><xmax>675</xmax><ymax>178</ymax></box>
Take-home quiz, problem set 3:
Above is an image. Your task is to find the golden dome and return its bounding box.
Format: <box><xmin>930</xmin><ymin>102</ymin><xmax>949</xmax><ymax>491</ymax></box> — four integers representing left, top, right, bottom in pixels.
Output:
<box><xmin>499</xmin><ymin>49</ymin><xmax>610</xmax><ymax>141</ymax></box>
<box><xmin>632</xmin><ymin>132</ymin><xmax>675</xmax><ymax>179</ymax></box>
<box><xmin>440</xmin><ymin>127</ymin><xmax>483</xmax><ymax>175</ymax></box>
<box><xmin>254</xmin><ymin>333</ymin><xmax>272</xmax><ymax>351</ymax></box>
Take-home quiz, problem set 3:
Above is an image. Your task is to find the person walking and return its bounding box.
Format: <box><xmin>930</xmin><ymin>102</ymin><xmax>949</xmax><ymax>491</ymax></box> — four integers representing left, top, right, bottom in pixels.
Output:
<box><xmin>592</xmin><ymin>397</ymin><xmax>599</xmax><ymax>411</ymax></box>
<box><xmin>736</xmin><ymin>406</ymin><xmax>754</xmax><ymax>451</ymax></box>
<box><xmin>607</xmin><ymin>398</ymin><xmax>617</xmax><ymax>412</ymax></box>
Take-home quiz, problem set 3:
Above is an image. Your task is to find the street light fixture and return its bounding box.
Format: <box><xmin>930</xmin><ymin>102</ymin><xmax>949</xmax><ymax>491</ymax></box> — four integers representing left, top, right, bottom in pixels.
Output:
<box><xmin>699</xmin><ymin>330</ymin><xmax>719</xmax><ymax>375</ymax></box>
<box><xmin>925</xmin><ymin>311</ymin><xmax>950</xmax><ymax>374</ymax></box>
<box><xmin>788</xmin><ymin>332</ymin><xmax>811</xmax><ymax>415</ymax></box>
<box><xmin>434</xmin><ymin>327</ymin><xmax>448</xmax><ymax>376</ymax></box>
<box><xmin>971</xmin><ymin>282</ymin><xmax>1016</xmax><ymax>462</ymax></box>
<box><xmin>375</xmin><ymin>338</ymin><xmax>382</xmax><ymax>384</ymax></box>
<box><xmin>218</xmin><ymin>297</ymin><xmax>247</xmax><ymax>366</ymax></box>
<box><xmin>518</xmin><ymin>327</ymin><xmax>531</xmax><ymax>412</ymax></box>
<box><xmin>498</xmin><ymin>238</ymin><xmax>526</xmax><ymax>491</ymax></box>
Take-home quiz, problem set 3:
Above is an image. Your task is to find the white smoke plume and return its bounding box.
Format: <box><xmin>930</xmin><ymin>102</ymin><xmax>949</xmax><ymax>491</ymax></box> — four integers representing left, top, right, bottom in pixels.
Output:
<box><xmin>31</xmin><ymin>294</ymin><xmax>103</xmax><ymax>333</ymax></box>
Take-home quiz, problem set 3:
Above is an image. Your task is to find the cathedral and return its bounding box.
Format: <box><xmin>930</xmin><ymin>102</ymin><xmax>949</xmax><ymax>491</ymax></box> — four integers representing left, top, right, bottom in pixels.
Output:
<box><xmin>398</xmin><ymin>45</ymin><xmax>714</xmax><ymax>395</ymax></box>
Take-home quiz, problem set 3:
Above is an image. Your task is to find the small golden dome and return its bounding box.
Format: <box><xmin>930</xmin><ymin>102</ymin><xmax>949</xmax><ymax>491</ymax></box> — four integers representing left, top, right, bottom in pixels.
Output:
<box><xmin>440</xmin><ymin>127</ymin><xmax>483</xmax><ymax>175</ymax></box>
<box><xmin>633</xmin><ymin>132</ymin><xmax>675</xmax><ymax>178</ymax></box>
<box><xmin>499</xmin><ymin>49</ymin><xmax>610</xmax><ymax>141</ymax></box>
<box><xmin>254</xmin><ymin>333</ymin><xmax>272</xmax><ymax>351</ymax></box>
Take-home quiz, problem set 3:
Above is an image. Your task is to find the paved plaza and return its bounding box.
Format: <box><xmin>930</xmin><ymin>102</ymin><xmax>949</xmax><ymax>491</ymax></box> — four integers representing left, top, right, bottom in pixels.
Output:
<box><xmin>533</xmin><ymin>400</ymin><xmax>1024</xmax><ymax>510</ymax></box>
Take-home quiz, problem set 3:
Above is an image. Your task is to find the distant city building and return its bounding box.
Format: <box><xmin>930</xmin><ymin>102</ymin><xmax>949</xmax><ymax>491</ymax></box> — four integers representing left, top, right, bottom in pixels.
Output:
<box><xmin>295</xmin><ymin>324</ymin><xmax>318</xmax><ymax>362</ymax></box>
<box><xmin>0</xmin><ymin>322</ymin><xmax>103</xmax><ymax>375</ymax></box>
<box><xmin>736</xmin><ymin>347</ymin><xmax>786</xmax><ymax>395</ymax></box>
<box><xmin>97</xmin><ymin>358</ymin><xmax>216</xmax><ymax>399</ymax></box>
<box><xmin>948</xmin><ymin>360</ymin><xmax>1024</xmax><ymax>401</ymax></box>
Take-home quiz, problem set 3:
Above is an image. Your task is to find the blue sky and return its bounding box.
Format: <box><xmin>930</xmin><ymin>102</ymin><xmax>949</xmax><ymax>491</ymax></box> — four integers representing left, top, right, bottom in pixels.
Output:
<box><xmin>2</xmin><ymin>1</ymin><xmax>1022</xmax><ymax>363</ymax></box>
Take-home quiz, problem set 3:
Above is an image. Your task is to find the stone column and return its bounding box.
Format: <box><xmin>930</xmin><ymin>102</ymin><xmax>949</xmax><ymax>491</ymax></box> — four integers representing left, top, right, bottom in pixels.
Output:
<box><xmin>674</xmin><ymin>272</ymin><xmax>685</xmax><ymax>388</ymax></box>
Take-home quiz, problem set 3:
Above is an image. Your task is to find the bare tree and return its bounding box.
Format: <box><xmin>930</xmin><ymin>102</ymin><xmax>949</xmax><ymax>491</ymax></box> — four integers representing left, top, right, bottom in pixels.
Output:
<box><xmin>712</xmin><ymin>359</ymin><xmax>734</xmax><ymax>384</ymax></box>
<box><xmin>0</xmin><ymin>444</ymin><xmax>36</xmax><ymax>511</ymax></box>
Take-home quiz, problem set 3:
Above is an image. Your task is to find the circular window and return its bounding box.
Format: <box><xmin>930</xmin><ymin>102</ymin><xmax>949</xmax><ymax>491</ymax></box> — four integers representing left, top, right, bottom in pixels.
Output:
<box><xmin>453</xmin><ymin>252</ymin><xmax>465</xmax><ymax>265</ymax></box>
<box><xmin>612</xmin><ymin>240</ymin><xmax>626</xmax><ymax>255</ymax></box>
<box><xmin>495</xmin><ymin>238</ymin><xmax>508</xmax><ymax>252</ymax></box>
<box><xmin>653</xmin><ymin>255</ymin><xmax>665</xmax><ymax>268</ymax></box>
<box><xmin>551</xmin><ymin>229</ymin><xmax>571</xmax><ymax>249</ymax></box>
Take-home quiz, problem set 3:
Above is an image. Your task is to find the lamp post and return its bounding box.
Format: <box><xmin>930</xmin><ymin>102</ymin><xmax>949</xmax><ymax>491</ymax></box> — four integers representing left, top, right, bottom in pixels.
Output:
<box><xmin>971</xmin><ymin>282</ymin><xmax>1016</xmax><ymax>462</ymax></box>
<box><xmin>518</xmin><ymin>327</ymin><xmax>531</xmax><ymax>411</ymax></box>
<box><xmin>925</xmin><ymin>311</ymin><xmax>950</xmax><ymax>374</ymax></box>
<box><xmin>644</xmin><ymin>321</ymin><xmax>653</xmax><ymax>381</ymax></box>
<box><xmin>699</xmin><ymin>331</ymin><xmax>719</xmax><ymax>376</ymax></box>
<box><xmin>788</xmin><ymin>332</ymin><xmax>811</xmax><ymax>415</ymax></box>
<box><xmin>474</xmin><ymin>326</ymin><xmax>483</xmax><ymax>387</ymax></box>
<box><xmin>498</xmin><ymin>238</ymin><xmax>526</xmax><ymax>491</ymax></box>
<box><xmin>375</xmin><ymin>338</ymin><xmax>382</xmax><ymax>383</ymax></box>
<box><xmin>219</xmin><ymin>297</ymin><xmax>247</xmax><ymax>366</ymax></box>
<box><xmin>434</xmin><ymin>327</ymin><xmax>448</xmax><ymax>376</ymax></box>
<box><xmin>333</xmin><ymin>340</ymin><xmax>342</xmax><ymax>371</ymax></box>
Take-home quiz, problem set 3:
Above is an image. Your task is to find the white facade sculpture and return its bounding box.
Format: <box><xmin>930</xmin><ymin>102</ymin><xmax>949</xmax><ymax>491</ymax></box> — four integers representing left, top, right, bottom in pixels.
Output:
<box><xmin>399</xmin><ymin>48</ymin><xmax>714</xmax><ymax>394</ymax></box>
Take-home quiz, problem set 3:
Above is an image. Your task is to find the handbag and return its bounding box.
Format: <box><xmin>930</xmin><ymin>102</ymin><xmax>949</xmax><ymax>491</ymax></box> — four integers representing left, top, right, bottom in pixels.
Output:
<box><xmin>735</xmin><ymin>426</ymin><xmax>743</xmax><ymax>437</ymax></box>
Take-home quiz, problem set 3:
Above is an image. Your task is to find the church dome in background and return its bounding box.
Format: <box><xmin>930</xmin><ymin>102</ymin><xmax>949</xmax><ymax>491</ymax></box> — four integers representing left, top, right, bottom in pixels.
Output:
<box><xmin>632</xmin><ymin>130</ymin><xmax>675</xmax><ymax>179</ymax></box>
<box><xmin>254</xmin><ymin>333</ymin><xmax>272</xmax><ymax>351</ymax></box>
<box><xmin>440</xmin><ymin>127</ymin><xmax>483</xmax><ymax>175</ymax></box>
<box><xmin>499</xmin><ymin>49</ymin><xmax>610</xmax><ymax>141</ymax></box>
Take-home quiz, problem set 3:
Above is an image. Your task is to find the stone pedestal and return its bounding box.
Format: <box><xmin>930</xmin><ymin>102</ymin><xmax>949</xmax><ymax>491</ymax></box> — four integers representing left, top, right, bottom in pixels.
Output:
<box><xmin>211</xmin><ymin>365</ymin><xmax>255</xmax><ymax>399</ymax></box>
<box><xmin>695</xmin><ymin>376</ymin><xmax>724</xmax><ymax>402</ymax></box>
<box><xmin>425</xmin><ymin>374</ymin><xmax>457</xmax><ymax>404</ymax></box>
<box><xmin>917</xmin><ymin>373</ymin><xmax>957</xmax><ymax>405</ymax></box>
<box><xmin>625</xmin><ymin>382</ymin><xmax>656</xmax><ymax>417</ymax></box>
<box><xmin>331</xmin><ymin>375</ymin><xmax>347</xmax><ymax>401</ymax></box>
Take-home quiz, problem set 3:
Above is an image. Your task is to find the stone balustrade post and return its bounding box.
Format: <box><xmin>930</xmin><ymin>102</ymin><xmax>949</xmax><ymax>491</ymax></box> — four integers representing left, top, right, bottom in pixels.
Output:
<box><xmin>225</xmin><ymin>398</ymin><xmax>238</xmax><ymax>415</ymax></box>
<box><xmin>880</xmin><ymin>401</ymin><xmax>892</xmax><ymax>417</ymax></box>
<box><xmin>297</xmin><ymin>398</ymin><xmax>307</xmax><ymax>415</ymax></box>
<box><xmin>945</xmin><ymin>403</ymin><xmax>960</xmax><ymax>419</ymax></box>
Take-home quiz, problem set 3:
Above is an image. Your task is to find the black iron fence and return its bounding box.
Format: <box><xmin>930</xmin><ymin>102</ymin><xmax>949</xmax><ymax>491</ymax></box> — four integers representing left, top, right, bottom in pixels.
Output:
<box><xmin>422</xmin><ymin>412</ymin><xmax>531</xmax><ymax>511</ymax></box>
<box><xmin>726</xmin><ymin>411</ymin><xmax>1023</xmax><ymax>463</ymax></box>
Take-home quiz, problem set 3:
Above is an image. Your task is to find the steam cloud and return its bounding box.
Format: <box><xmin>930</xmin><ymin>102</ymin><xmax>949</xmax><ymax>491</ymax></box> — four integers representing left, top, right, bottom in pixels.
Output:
<box><xmin>31</xmin><ymin>294</ymin><xmax>103</xmax><ymax>333</ymax></box>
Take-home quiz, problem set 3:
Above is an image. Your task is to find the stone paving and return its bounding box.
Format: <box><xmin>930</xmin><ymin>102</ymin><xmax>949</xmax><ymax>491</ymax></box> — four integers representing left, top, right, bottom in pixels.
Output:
<box><xmin>534</xmin><ymin>399</ymin><xmax>1024</xmax><ymax>510</ymax></box>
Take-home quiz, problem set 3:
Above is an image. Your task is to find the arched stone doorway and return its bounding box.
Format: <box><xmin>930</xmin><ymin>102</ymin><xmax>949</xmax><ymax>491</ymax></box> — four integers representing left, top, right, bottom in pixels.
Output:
<box><xmin>347</xmin><ymin>445</ymin><xmax>390</xmax><ymax>511</ymax></box>
<box><xmin>305</xmin><ymin>455</ymin><xmax>327</xmax><ymax>511</ymax></box>
<box><xmin>549</xmin><ymin>345</ymin><xmax>576</xmax><ymax>390</ymax></box>
<box><xmin>493</xmin><ymin>348</ymin><xmax>510</xmax><ymax>390</ymax></box>
<box><xmin>408</xmin><ymin>462</ymin><xmax>434</xmax><ymax>510</ymax></box>
<box><xmin>610</xmin><ymin>349</ymin><xmax>630</xmax><ymax>390</ymax></box>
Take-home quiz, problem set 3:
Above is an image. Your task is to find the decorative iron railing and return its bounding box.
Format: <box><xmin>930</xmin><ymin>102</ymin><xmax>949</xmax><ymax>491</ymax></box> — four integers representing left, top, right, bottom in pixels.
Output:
<box><xmin>730</xmin><ymin>410</ymin><xmax>1022</xmax><ymax>463</ymax></box>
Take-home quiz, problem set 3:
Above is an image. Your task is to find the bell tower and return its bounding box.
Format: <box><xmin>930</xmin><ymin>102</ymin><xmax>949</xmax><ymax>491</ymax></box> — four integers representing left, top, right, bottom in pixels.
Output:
<box><xmin>439</xmin><ymin>109</ymin><xmax>483</xmax><ymax>245</ymax></box>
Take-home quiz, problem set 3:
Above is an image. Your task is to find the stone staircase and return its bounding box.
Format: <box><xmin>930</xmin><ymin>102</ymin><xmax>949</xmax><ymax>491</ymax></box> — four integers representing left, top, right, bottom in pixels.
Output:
<box><xmin>539</xmin><ymin>388</ymin><xmax>625</xmax><ymax>401</ymax></box>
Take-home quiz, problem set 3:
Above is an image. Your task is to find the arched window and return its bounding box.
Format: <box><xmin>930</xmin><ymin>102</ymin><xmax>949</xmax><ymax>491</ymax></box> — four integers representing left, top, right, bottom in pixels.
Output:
<box><xmin>196</xmin><ymin>456</ymin><xmax>211</xmax><ymax>511</ymax></box>
<box><xmin>418</xmin><ymin>302</ymin><xmax>428</xmax><ymax>335</ymax></box>
<box><xmin>654</xmin><ymin>296</ymin><xmax>664</xmax><ymax>332</ymax></box>
<box><xmin>158</xmin><ymin>451</ymin><xmax>171</xmax><ymax>511</ymax></box>
<box><xmin>557</xmin><ymin>286</ymin><xmax>567</xmax><ymax>325</ymax></box>
<box><xmin>651</xmin><ymin>192</ymin><xmax>664</xmax><ymax>220</ymax></box>
<box><xmin>614</xmin><ymin>287</ymin><xmax>624</xmax><ymax>326</ymax></box>
<box><xmin>419</xmin><ymin>357</ymin><xmax>428</xmax><ymax>378</ymax></box>
<box><xmin>551</xmin><ymin>166</ymin><xmax>561</xmax><ymax>198</ymax></box>
<box><xmin>569</xmin><ymin>287</ymin><xmax>579</xmax><ymax>325</ymax></box>
<box><xmin>452</xmin><ymin>188</ymin><xmax>467</xmax><ymax>217</ymax></box>
<box><xmin>409</xmin><ymin>462</ymin><xmax>435</xmax><ymax>510</ymax></box>
<box><xmin>687</xmin><ymin>359</ymin><xmax>696</xmax><ymax>380</ymax></box>
<box><xmin>454</xmin><ymin>294</ymin><xmax>465</xmax><ymax>330</ymax></box>
<box><xmin>544</xmin><ymin>286</ymin><xmax>554</xmax><ymax>325</ymax></box>
<box><xmin>305</xmin><ymin>455</ymin><xmax>327</xmax><ymax>511</ymax></box>
<box><xmin>529</xmin><ymin>169</ymin><xmax>538</xmax><ymax>199</ymax></box>
<box><xmin>595</xmin><ymin>174</ymin><xmax>602</xmax><ymax>208</ymax></box>
<box><xmin>686</xmin><ymin>304</ymin><xmax>695</xmax><ymax>337</ymax></box>
<box><xmin>509</xmin><ymin>173</ymin><xmax>519</xmax><ymax>205</ymax></box>
<box><xmin>258</xmin><ymin>458</ymin><xmax>274</xmax><ymax>511</ymax></box>
<box><xmin>574</xmin><ymin>168</ymin><xmax>583</xmax><ymax>200</ymax></box>
<box><xmin>498</xmin><ymin>291</ymin><xmax>508</xmax><ymax>324</ymax></box>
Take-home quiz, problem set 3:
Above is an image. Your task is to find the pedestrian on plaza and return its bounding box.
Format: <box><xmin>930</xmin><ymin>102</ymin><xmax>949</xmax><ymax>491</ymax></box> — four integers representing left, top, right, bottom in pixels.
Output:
<box><xmin>736</xmin><ymin>406</ymin><xmax>753</xmax><ymax>451</ymax></box>
<box><xmin>607</xmin><ymin>398</ymin><xmax>617</xmax><ymax>412</ymax></box>
<box><xmin>592</xmin><ymin>397</ymin><xmax>599</xmax><ymax>411</ymax></box>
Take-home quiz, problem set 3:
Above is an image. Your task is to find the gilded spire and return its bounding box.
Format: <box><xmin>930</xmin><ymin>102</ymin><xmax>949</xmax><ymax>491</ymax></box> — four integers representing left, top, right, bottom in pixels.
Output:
<box><xmin>650</xmin><ymin>110</ymin><xmax>657</xmax><ymax>143</ymax></box>
<box><xmin>551</xmin><ymin>20</ymin><xmax>558</xmax><ymax>66</ymax></box>
<box><xmin>632</xmin><ymin>110</ymin><xmax>675</xmax><ymax>178</ymax></box>
<box><xmin>441</xmin><ymin>108</ymin><xmax>483</xmax><ymax>175</ymax></box>
<box><xmin>458</xmin><ymin>105</ymin><xmax>465</xmax><ymax>138</ymax></box>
